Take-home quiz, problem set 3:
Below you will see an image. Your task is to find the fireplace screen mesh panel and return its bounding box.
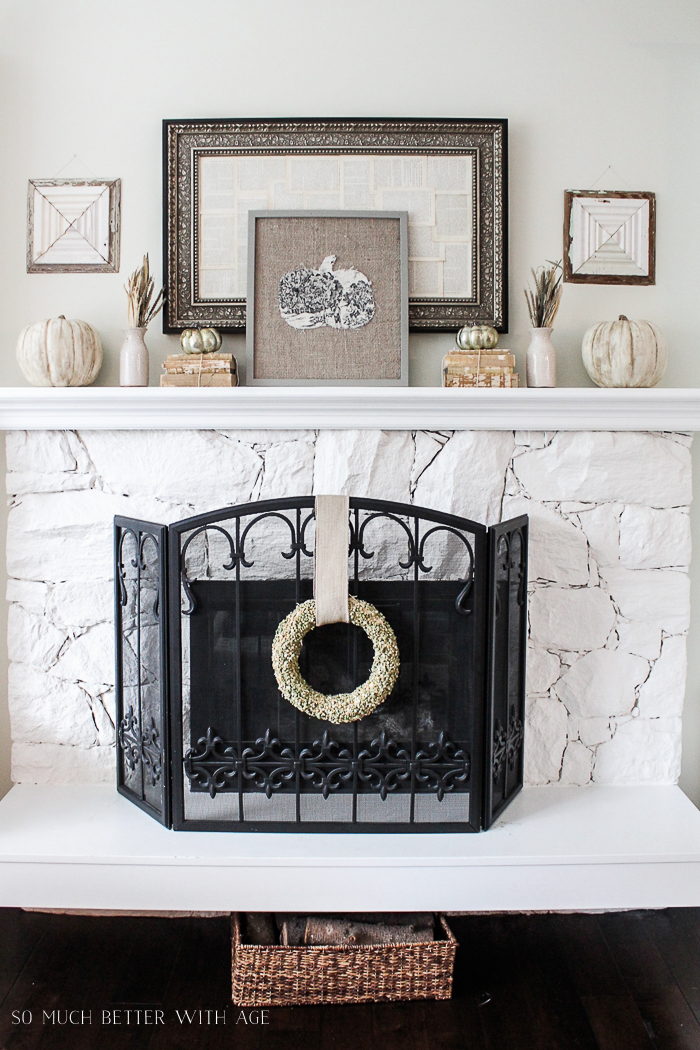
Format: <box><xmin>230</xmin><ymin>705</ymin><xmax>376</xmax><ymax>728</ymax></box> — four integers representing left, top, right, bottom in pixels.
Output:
<box><xmin>182</xmin><ymin>578</ymin><xmax>476</xmax><ymax>827</ymax></box>
<box><xmin>114</xmin><ymin>498</ymin><xmax>527</xmax><ymax>833</ymax></box>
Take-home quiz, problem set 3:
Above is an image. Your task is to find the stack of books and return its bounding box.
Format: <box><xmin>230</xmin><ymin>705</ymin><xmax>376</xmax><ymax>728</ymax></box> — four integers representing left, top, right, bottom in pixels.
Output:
<box><xmin>442</xmin><ymin>349</ymin><xmax>519</xmax><ymax>388</ymax></box>
<box><xmin>160</xmin><ymin>353</ymin><xmax>238</xmax><ymax>387</ymax></box>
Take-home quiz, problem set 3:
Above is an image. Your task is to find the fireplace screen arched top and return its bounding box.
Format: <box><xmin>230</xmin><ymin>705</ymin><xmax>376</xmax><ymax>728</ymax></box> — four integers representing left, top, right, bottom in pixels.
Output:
<box><xmin>173</xmin><ymin>497</ymin><xmax>484</xmax><ymax>603</ymax></box>
<box><xmin>115</xmin><ymin>496</ymin><xmax>527</xmax><ymax>833</ymax></box>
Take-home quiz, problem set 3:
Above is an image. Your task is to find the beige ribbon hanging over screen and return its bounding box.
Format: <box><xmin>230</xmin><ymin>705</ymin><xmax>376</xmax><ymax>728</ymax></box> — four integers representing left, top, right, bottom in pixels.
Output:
<box><xmin>314</xmin><ymin>494</ymin><xmax>350</xmax><ymax>626</ymax></box>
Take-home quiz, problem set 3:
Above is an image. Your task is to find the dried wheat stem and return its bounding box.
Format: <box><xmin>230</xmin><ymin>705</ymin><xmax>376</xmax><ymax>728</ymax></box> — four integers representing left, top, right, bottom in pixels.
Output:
<box><xmin>524</xmin><ymin>260</ymin><xmax>563</xmax><ymax>329</ymax></box>
<box><xmin>125</xmin><ymin>254</ymin><xmax>164</xmax><ymax>329</ymax></box>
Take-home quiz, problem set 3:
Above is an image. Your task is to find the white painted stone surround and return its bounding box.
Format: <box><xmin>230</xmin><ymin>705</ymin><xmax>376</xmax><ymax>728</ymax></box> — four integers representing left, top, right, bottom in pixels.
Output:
<box><xmin>5</xmin><ymin>428</ymin><xmax>692</xmax><ymax>789</ymax></box>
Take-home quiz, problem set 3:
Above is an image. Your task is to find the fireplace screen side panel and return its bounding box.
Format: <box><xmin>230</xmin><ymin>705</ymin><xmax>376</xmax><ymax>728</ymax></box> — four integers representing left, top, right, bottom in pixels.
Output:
<box><xmin>114</xmin><ymin>517</ymin><xmax>171</xmax><ymax>827</ymax></box>
<box><xmin>483</xmin><ymin>515</ymin><xmax>528</xmax><ymax>830</ymax></box>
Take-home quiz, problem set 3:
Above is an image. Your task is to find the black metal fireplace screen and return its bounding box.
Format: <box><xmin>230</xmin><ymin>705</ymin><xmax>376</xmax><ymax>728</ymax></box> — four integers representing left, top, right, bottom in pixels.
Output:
<box><xmin>115</xmin><ymin>497</ymin><xmax>527</xmax><ymax>833</ymax></box>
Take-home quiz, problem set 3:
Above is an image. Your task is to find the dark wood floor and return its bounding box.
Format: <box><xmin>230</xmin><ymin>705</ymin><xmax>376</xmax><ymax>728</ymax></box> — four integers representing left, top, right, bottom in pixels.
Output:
<box><xmin>0</xmin><ymin>908</ymin><xmax>699</xmax><ymax>1048</ymax></box>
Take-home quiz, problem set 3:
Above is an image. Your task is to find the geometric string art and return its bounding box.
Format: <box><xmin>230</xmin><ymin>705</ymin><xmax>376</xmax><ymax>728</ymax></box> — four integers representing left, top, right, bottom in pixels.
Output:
<box><xmin>27</xmin><ymin>178</ymin><xmax>121</xmax><ymax>273</ymax></box>
<box><xmin>563</xmin><ymin>190</ymin><xmax>655</xmax><ymax>285</ymax></box>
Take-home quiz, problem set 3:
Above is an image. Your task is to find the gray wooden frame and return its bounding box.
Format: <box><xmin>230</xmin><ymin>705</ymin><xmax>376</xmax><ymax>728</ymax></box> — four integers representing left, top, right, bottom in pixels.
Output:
<box><xmin>162</xmin><ymin>118</ymin><xmax>508</xmax><ymax>333</ymax></box>
<box><xmin>246</xmin><ymin>210</ymin><xmax>408</xmax><ymax>386</ymax></box>
<box><xmin>27</xmin><ymin>178</ymin><xmax>121</xmax><ymax>273</ymax></box>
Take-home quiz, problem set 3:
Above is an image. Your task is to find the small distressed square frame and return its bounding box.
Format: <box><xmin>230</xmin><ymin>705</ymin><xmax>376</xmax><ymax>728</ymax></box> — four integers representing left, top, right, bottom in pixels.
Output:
<box><xmin>246</xmin><ymin>210</ymin><xmax>408</xmax><ymax>386</ymax></box>
<box><xmin>27</xmin><ymin>178</ymin><xmax>121</xmax><ymax>273</ymax></box>
<box><xmin>563</xmin><ymin>189</ymin><xmax>656</xmax><ymax>285</ymax></box>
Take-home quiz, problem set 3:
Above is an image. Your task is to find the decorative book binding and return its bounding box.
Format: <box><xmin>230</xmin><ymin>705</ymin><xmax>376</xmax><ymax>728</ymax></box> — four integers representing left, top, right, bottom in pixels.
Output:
<box><xmin>442</xmin><ymin>348</ymin><xmax>520</xmax><ymax>388</ymax></box>
<box><xmin>160</xmin><ymin>353</ymin><xmax>238</xmax><ymax>387</ymax></box>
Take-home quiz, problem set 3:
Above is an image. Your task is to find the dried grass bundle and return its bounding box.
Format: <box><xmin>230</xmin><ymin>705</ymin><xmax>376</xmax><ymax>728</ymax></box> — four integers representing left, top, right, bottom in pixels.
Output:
<box><xmin>524</xmin><ymin>260</ymin><xmax>563</xmax><ymax>329</ymax></box>
<box><xmin>125</xmin><ymin>254</ymin><xmax>164</xmax><ymax>329</ymax></box>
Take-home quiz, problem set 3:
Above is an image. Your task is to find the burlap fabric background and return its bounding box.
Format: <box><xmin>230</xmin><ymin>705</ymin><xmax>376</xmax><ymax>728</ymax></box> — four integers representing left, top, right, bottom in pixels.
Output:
<box><xmin>252</xmin><ymin>215</ymin><xmax>402</xmax><ymax>381</ymax></box>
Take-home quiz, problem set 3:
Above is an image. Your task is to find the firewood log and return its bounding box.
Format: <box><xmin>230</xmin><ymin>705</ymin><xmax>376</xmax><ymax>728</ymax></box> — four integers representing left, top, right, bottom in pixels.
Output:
<box><xmin>331</xmin><ymin>912</ymin><xmax>434</xmax><ymax>927</ymax></box>
<box><xmin>303</xmin><ymin>917</ymin><xmax>434</xmax><ymax>945</ymax></box>
<box><xmin>276</xmin><ymin>915</ymin><xmax>307</xmax><ymax>946</ymax></box>
<box><xmin>244</xmin><ymin>913</ymin><xmax>277</xmax><ymax>945</ymax></box>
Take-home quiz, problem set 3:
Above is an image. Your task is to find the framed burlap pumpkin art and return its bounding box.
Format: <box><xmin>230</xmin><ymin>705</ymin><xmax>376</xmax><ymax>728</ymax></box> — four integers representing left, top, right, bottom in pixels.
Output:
<box><xmin>246</xmin><ymin>210</ymin><xmax>408</xmax><ymax>385</ymax></box>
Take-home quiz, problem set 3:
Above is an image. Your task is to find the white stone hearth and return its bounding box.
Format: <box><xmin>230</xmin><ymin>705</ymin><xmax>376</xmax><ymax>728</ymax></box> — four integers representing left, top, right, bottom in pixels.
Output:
<box><xmin>6</xmin><ymin>429</ymin><xmax>692</xmax><ymax>789</ymax></box>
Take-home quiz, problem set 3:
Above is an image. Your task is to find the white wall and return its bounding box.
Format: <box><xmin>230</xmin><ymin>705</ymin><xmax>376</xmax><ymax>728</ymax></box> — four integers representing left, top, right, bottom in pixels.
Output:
<box><xmin>1</xmin><ymin>0</ymin><xmax>699</xmax><ymax>797</ymax></box>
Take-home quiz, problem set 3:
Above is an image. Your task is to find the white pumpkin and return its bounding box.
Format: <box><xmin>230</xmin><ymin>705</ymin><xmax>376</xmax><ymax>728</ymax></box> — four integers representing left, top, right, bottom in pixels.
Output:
<box><xmin>582</xmin><ymin>315</ymin><xmax>667</xmax><ymax>388</ymax></box>
<box><xmin>16</xmin><ymin>316</ymin><xmax>102</xmax><ymax>387</ymax></box>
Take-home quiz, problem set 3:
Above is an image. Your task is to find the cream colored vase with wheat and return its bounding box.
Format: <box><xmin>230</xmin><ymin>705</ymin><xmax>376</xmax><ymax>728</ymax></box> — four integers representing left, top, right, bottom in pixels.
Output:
<box><xmin>526</xmin><ymin>328</ymin><xmax>556</xmax><ymax>387</ymax></box>
<box><xmin>121</xmin><ymin>254</ymin><xmax>164</xmax><ymax>388</ymax></box>
<box><xmin>582</xmin><ymin>315</ymin><xmax>667</xmax><ymax>388</ymax></box>
<box><xmin>120</xmin><ymin>328</ymin><xmax>149</xmax><ymax>386</ymax></box>
<box><xmin>524</xmin><ymin>262</ymin><xmax>563</xmax><ymax>388</ymax></box>
<box><xmin>16</xmin><ymin>316</ymin><xmax>102</xmax><ymax>386</ymax></box>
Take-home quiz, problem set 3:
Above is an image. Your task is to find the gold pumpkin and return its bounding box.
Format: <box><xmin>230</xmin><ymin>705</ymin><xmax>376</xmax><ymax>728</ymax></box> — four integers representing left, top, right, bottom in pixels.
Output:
<box><xmin>456</xmin><ymin>324</ymin><xmax>499</xmax><ymax>351</ymax></box>
<box><xmin>16</xmin><ymin>316</ymin><xmax>102</xmax><ymax>387</ymax></box>
<box><xmin>180</xmin><ymin>327</ymin><xmax>222</xmax><ymax>354</ymax></box>
<box><xmin>582</xmin><ymin>315</ymin><xmax>667</xmax><ymax>388</ymax></box>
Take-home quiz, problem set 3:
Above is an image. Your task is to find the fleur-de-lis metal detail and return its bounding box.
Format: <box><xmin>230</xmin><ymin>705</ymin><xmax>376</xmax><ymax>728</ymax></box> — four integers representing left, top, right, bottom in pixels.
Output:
<box><xmin>118</xmin><ymin>706</ymin><xmax>163</xmax><ymax>786</ymax></box>
<box><xmin>492</xmin><ymin>716</ymin><xmax>524</xmax><ymax>782</ymax></box>
<box><xmin>184</xmin><ymin>727</ymin><xmax>470</xmax><ymax>802</ymax></box>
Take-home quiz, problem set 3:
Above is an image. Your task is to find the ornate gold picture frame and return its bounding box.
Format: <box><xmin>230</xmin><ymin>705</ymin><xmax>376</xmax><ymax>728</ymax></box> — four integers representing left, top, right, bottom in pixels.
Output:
<box><xmin>163</xmin><ymin>118</ymin><xmax>507</xmax><ymax>332</ymax></box>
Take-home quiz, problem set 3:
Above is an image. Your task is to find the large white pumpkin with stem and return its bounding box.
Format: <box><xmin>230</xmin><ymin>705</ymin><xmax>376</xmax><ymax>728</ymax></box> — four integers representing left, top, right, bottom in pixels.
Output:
<box><xmin>16</xmin><ymin>316</ymin><xmax>102</xmax><ymax>387</ymax></box>
<box><xmin>582</xmin><ymin>315</ymin><xmax>667</xmax><ymax>388</ymax></box>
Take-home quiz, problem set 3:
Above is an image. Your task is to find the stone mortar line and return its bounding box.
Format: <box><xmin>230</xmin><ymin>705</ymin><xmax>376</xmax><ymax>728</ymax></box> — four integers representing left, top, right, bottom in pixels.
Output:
<box><xmin>565</xmin><ymin>501</ymin><xmax>622</xmax><ymax>784</ymax></box>
<box><xmin>311</xmin><ymin>429</ymin><xmax>320</xmax><ymax>495</ymax></box>
<box><xmin>86</xmin><ymin>692</ymin><xmax>105</xmax><ymax>741</ymax></box>
<box><xmin>69</xmin><ymin>430</ymin><xmax>101</xmax><ymax>489</ymax></box>
<box><xmin>410</xmin><ymin>429</ymin><xmax>451</xmax><ymax>494</ymax></box>
<box><xmin>249</xmin><ymin>444</ymin><xmax>267</xmax><ymax>503</ymax></box>
<box><xmin>409</xmin><ymin>431</ymin><xmax>417</xmax><ymax>499</ymax></box>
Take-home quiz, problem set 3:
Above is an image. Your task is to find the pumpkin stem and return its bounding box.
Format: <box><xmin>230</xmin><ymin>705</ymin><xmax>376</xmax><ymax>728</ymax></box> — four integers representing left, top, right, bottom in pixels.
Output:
<box><xmin>618</xmin><ymin>315</ymin><xmax>628</xmax><ymax>321</ymax></box>
<box><xmin>58</xmin><ymin>315</ymin><xmax>66</xmax><ymax>320</ymax></box>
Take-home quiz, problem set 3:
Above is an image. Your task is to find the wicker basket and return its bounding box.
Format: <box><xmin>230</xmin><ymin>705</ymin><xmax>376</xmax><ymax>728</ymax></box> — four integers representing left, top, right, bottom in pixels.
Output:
<box><xmin>231</xmin><ymin>914</ymin><xmax>457</xmax><ymax>1007</ymax></box>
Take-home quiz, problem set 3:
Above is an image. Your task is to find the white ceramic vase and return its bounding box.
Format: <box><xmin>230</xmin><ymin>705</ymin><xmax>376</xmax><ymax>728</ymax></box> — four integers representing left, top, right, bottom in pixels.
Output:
<box><xmin>120</xmin><ymin>327</ymin><xmax>149</xmax><ymax>387</ymax></box>
<box><xmin>526</xmin><ymin>327</ymin><xmax>556</xmax><ymax>388</ymax></box>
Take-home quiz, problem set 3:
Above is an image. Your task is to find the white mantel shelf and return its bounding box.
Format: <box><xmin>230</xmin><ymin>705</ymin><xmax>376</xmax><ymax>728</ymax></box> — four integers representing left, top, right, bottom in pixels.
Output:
<box><xmin>1</xmin><ymin>386</ymin><xmax>700</xmax><ymax>431</ymax></box>
<box><xmin>2</xmin><ymin>784</ymin><xmax>700</xmax><ymax>911</ymax></box>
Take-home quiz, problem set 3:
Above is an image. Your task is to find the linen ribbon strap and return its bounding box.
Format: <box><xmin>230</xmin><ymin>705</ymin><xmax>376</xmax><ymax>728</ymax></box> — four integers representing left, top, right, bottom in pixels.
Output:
<box><xmin>313</xmin><ymin>494</ymin><xmax>350</xmax><ymax>626</ymax></box>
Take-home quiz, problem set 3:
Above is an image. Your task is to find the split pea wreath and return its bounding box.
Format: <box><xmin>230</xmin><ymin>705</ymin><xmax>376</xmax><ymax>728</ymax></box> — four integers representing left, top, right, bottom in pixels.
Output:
<box><xmin>271</xmin><ymin>596</ymin><xmax>400</xmax><ymax>724</ymax></box>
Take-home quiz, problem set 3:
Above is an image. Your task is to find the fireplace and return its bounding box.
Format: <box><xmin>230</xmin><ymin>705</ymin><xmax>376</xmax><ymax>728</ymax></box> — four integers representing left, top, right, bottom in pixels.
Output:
<box><xmin>114</xmin><ymin>496</ymin><xmax>528</xmax><ymax>833</ymax></box>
